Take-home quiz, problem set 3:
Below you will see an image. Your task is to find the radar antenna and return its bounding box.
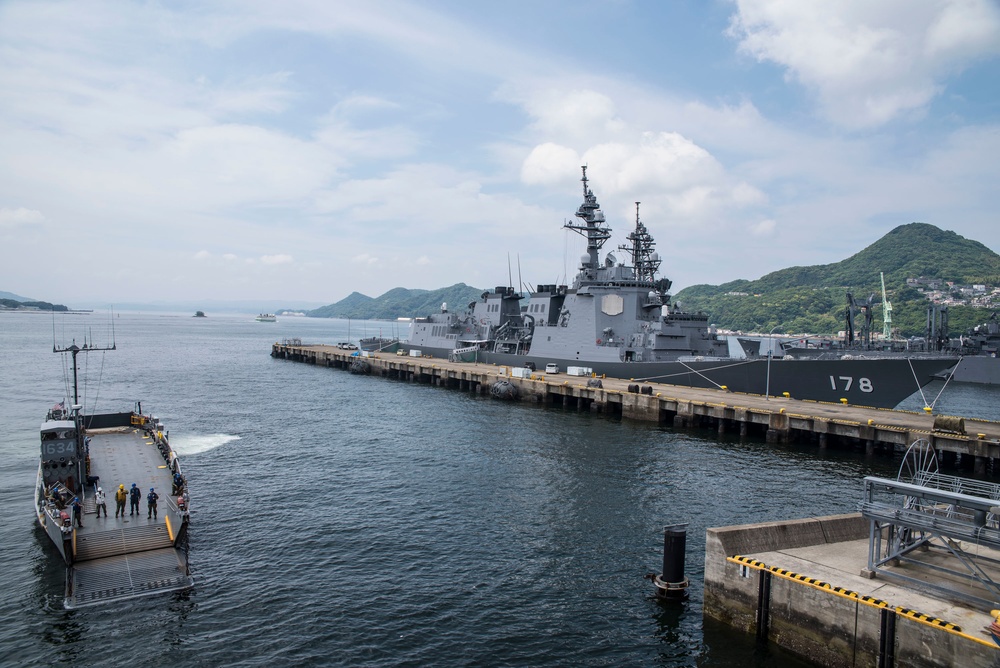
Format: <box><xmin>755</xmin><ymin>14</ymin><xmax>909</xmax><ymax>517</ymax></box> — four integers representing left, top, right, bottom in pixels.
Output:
<box><xmin>53</xmin><ymin>311</ymin><xmax>117</xmax><ymax>408</ymax></box>
<box><xmin>618</xmin><ymin>201</ymin><xmax>661</xmax><ymax>284</ymax></box>
<box><xmin>563</xmin><ymin>166</ymin><xmax>612</xmax><ymax>270</ymax></box>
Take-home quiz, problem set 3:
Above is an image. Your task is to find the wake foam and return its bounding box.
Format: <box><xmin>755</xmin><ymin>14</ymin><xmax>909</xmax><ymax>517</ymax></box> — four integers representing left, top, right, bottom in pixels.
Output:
<box><xmin>170</xmin><ymin>434</ymin><xmax>240</xmax><ymax>455</ymax></box>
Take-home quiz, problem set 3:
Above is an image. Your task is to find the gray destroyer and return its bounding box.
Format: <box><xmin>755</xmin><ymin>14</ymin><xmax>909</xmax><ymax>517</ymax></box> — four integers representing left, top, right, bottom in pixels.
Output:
<box><xmin>34</xmin><ymin>341</ymin><xmax>193</xmax><ymax>608</ymax></box>
<box><xmin>394</xmin><ymin>168</ymin><xmax>954</xmax><ymax>409</ymax></box>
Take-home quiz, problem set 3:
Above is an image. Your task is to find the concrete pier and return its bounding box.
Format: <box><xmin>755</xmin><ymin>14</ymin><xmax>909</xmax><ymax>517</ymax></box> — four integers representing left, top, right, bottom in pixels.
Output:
<box><xmin>704</xmin><ymin>514</ymin><xmax>1000</xmax><ymax>666</ymax></box>
<box><xmin>271</xmin><ymin>342</ymin><xmax>1000</xmax><ymax>466</ymax></box>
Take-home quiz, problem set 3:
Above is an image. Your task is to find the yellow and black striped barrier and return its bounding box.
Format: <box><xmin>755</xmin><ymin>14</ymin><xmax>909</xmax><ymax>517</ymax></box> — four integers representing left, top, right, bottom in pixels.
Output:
<box><xmin>895</xmin><ymin>607</ymin><xmax>962</xmax><ymax>632</ymax></box>
<box><xmin>726</xmin><ymin>555</ymin><xmax>995</xmax><ymax>648</ymax></box>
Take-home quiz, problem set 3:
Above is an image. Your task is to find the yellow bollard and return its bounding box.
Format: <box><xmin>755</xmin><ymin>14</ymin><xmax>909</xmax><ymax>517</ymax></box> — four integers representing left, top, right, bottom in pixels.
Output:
<box><xmin>840</xmin><ymin>398</ymin><xmax>848</xmax><ymax>405</ymax></box>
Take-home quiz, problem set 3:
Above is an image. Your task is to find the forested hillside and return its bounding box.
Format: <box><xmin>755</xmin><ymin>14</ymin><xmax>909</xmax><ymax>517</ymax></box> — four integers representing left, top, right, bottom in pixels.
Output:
<box><xmin>673</xmin><ymin>223</ymin><xmax>1000</xmax><ymax>336</ymax></box>
<box><xmin>308</xmin><ymin>283</ymin><xmax>484</xmax><ymax>320</ymax></box>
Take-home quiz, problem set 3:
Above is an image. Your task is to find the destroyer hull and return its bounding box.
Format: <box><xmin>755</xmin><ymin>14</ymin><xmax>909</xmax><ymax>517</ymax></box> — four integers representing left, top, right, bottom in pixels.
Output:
<box><xmin>404</xmin><ymin>344</ymin><xmax>953</xmax><ymax>409</ymax></box>
<box><xmin>940</xmin><ymin>355</ymin><xmax>1000</xmax><ymax>384</ymax></box>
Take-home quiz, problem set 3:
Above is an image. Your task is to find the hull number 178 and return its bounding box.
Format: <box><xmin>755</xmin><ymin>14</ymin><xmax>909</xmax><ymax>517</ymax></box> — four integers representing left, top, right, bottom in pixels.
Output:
<box><xmin>830</xmin><ymin>376</ymin><xmax>873</xmax><ymax>392</ymax></box>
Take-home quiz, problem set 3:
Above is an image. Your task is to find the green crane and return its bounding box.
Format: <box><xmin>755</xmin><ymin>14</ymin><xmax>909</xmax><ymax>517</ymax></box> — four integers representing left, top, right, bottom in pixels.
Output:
<box><xmin>881</xmin><ymin>272</ymin><xmax>893</xmax><ymax>341</ymax></box>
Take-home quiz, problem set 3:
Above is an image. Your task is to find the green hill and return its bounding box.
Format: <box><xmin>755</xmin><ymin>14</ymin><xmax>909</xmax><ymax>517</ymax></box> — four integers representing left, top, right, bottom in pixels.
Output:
<box><xmin>308</xmin><ymin>283</ymin><xmax>485</xmax><ymax>320</ymax></box>
<box><xmin>0</xmin><ymin>297</ymin><xmax>69</xmax><ymax>311</ymax></box>
<box><xmin>672</xmin><ymin>223</ymin><xmax>1000</xmax><ymax>337</ymax></box>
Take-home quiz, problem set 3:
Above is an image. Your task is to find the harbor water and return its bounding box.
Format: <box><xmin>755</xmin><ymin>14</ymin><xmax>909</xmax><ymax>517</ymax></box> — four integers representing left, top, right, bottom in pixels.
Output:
<box><xmin>2</xmin><ymin>312</ymin><xmax>999</xmax><ymax>667</ymax></box>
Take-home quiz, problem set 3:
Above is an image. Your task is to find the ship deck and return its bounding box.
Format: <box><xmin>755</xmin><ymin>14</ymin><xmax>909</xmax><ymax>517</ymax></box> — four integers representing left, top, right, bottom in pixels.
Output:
<box><xmin>64</xmin><ymin>424</ymin><xmax>192</xmax><ymax>608</ymax></box>
<box><xmin>83</xmin><ymin>425</ymin><xmax>176</xmax><ymax>510</ymax></box>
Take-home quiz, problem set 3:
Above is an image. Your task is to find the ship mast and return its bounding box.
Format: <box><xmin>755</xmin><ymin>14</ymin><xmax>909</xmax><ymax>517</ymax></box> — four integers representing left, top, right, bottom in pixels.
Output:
<box><xmin>54</xmin><ymin>338</ymin><xmax>116</xmax><ymax>408</ymax></box>
<box><xmin>619</xmin><ymin>201</ymin><xmax>661</xmax><ymax>284</ymax></box>
<box><xmin>563</xmin><ymin>166</ymin><xmax>612</xmax><ymax>270</ymax></box>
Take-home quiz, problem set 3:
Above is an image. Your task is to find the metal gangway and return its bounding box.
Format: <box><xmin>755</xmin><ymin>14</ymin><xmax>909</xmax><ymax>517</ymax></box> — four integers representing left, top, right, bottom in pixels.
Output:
<box><xmin>860</xmin><ymin>439</ymin><xmax>1000</xmax><ymax>607</ymax></box>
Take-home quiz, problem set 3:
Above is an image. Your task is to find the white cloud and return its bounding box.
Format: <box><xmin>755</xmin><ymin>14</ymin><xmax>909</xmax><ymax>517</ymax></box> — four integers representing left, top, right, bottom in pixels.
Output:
<box><xmin>260</xmin><ymin>254</ymin><xmax>293</xmax><ymax>265</ymax></box>
<box><xmin>206</xmin><ymin>71</ymin><xmax>296</xmax><ymax>115</ymax></box>
<box><xmin>193</xmin><ymin>250</ymin><xmax>212</xmax><ymax>260</ymax></box>
<box><xmin>515</xmin><ymin>92</ymin><xmax>769</xmax><ymax>230</ymax></box>
<box><xmin>0</xmin><ymin>206</ymin><xmax>44</xmax><ymax>228</ymax></box>
<box><xmin>521</xmin><ymin>143</ymin><xmax>581</xmax><ymax>185</ymax></box>
<box><xmin>728</xmin><ymin>0</ymin><xmax>1000</xmax><ymax>128</ymax></box>
<box><xmin>750</xmin><ymin>218</ymin><xmax>777</xmax><ymax>236</ymax></box>
<box><xmin>520</xmin><ymin>88</ymin><xmax>627</xmax><ymax>142</ymax></box>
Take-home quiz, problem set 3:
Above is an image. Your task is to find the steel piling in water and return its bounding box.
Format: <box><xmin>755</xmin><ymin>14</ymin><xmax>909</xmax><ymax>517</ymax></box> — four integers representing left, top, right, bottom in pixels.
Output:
<box><xmin>652</xmin><ymin>523</ymin><xmax>689</xmax><ymax>601</ymax></box>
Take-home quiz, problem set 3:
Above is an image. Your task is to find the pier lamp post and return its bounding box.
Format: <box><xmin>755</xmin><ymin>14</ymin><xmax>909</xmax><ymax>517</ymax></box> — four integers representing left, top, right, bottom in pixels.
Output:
<box><xmin>765</xmin><ymin>326</ymin><xmax>781</xmax><ymax>400</ymax></box>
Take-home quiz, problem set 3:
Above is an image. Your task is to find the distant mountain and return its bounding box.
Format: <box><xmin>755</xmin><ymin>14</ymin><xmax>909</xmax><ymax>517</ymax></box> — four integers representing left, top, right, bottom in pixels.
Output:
<box><xmin>673</xmin><ymin>223</ymin><xmax>1000</xmax><ymax>336</ymax></box>
<box><xmin>0</xmin><ymin>290</ymin><xmax>69</xmax><ymax>311</ymax></box>
<box><xmin>0</xmin><ymin>290</ymin><xmax>35</xmax><ymax>301</ymax></box>
<box><xmin>309</xmin><ymin>284</ymin><xmax>485</xmax><ymax>319</ymax></box>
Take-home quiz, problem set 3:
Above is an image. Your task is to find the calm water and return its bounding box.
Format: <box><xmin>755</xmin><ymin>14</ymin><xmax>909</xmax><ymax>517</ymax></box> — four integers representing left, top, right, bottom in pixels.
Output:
<box><xmin>2</xmin><ymin>312</ymin><xmax>999</xmax><ymax>667</ymax></box>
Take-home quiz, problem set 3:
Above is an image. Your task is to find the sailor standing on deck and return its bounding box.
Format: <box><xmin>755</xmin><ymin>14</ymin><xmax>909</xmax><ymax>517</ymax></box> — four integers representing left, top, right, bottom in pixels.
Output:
<box><xmin>71</xmin><ymin>497</ymin><xmax>83</xmax><ymax>528</ymax></box>
<box><xmin>95</xmin><ymin>487</ymin><xmax>107</xmax><ymax>518</ymax></box>
<box><xmin>129</xmin><ymin>483</ymin><xmax>141</xmax><ymax>515</ymax></box>
<box><xmin>115</xmin><ymin>484</ymin><xmax>127</xmax><ymax>517</ymax></box>
<box><xmin>147</xmin><ymin>488</ymin><xmax>159</xmax><ymax>519</ymax></box>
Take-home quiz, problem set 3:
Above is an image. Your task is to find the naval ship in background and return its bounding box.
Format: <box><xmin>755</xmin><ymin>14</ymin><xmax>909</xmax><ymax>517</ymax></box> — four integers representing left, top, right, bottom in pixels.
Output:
<box><xmin>780</xmin><ymin>291</ymin><xmax>1000</xmax><ymax>385</ymax></box>
<box><xmin>366</xmin><ymin>168</ymin><xmax>955</xmax><ymax>409</ymax></box>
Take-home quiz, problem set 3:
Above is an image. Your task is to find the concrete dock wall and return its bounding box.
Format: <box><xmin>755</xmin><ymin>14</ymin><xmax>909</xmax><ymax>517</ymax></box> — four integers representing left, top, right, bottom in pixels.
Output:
<box><xmin>271</xmin><ymin>343</ymin><xmax>1000</xmax><ymax>473</ymax></box>
<box><xmin>703</xmin><ymin>515</ymin><xmax>867</xmax><ymax>635</ymax></box>
<box><xmin>704</xmin><ymin>514</ymin><xmax>999</xmax><ymax>667</ymax></box>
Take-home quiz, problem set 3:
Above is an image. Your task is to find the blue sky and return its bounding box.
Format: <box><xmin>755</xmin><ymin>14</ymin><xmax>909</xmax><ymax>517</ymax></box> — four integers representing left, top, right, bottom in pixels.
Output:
<box><xmin>1</xmin><ymin>0</ymin><xmax>998</xmax><ymax>307</ymax></box>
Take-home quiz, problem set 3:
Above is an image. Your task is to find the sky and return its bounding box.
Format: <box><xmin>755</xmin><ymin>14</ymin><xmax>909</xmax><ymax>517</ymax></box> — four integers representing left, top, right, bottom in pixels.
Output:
<box><xmin>1</xmin><ymin>0</ymin><xmax>999</xmax><ymax>308</ymax></box>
